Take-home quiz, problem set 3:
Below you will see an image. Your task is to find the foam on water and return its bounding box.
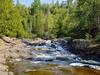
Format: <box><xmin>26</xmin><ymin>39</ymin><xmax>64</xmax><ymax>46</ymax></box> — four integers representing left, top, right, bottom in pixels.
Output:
<box><xmin>29</xmin><ymin>41</ymin><xmax>100</xmax><ymax>70</ymax></box>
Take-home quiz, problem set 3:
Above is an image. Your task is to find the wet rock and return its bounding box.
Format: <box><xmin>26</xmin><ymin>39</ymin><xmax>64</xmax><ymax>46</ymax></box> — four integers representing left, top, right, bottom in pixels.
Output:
<box><xmin>73</xmin><ymin>39</ymin><xmax>91</xmax><ymax>50</ymax></box>
<box><xmin>71</xmin><ymin>39</ymin><xmax>100</xmax><ymax>61</ymax></box>
<box><xmin>55</xmin><ymin>38</ymin><xmax>73</xmax><ymax>51</ymax></box>
<box><xmin>56</xmin><ymin>57</ymin><xmax>69</xmax><ymax>61</ymax></box>
<box><xmin>74</xmin><ymin>45</ymin><xmax>100</xmax><ymax>61</ymax></box>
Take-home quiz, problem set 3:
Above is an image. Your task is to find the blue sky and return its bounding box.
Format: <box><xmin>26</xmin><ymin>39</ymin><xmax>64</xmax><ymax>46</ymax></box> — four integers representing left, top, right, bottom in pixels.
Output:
<box><xmin>13</xmin><ymin>0</ymin><xmax>65</xmax><ymax>6</ymax></box>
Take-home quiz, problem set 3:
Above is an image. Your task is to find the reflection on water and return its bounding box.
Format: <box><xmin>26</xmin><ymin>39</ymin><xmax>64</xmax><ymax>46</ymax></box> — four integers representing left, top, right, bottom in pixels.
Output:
<box><xmin>9</xmin><ymin>60</ymin><xmax>100</xmax><ymax>75</ymax></box>
<box><xmin>24</xmin><ymin>67</ymin><xmax>100</xmax><ymax>75</ymax></box>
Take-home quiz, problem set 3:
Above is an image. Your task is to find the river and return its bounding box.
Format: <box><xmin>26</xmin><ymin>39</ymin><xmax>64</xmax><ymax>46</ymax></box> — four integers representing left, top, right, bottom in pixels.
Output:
<box><xmin>10</xmin><ymin>40</ymin><xmax>100</xmax><ymax>75</ymax></box>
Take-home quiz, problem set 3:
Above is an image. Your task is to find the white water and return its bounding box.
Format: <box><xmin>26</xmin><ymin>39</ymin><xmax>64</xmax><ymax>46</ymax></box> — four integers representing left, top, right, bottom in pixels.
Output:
<box><xmin>27</xmin><ymin>41</ymin><xmax>100</xmax><ymax>70</ymax></box>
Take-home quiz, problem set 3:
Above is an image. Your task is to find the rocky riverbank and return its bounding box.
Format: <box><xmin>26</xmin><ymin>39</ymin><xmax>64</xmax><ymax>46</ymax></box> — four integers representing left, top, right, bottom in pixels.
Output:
<box><xmin>0</xmin><ymin>37</ymin><xmax>54</xmax><ymax>75</ymax></box>
<box><xmin>72</xmin><ymin>39</ymin><xmax>100</xmax><ymax>61</ymax></box>
<box><xmin>0</xmin><ymin>37</ymin><xmax>31</xmax><ymax>75</ymax></box>
<box><xmin>57</xmin><ymin>38</ymin><xmax>100</xmax><ymax>61</ymax></box>
<box><xmin>0</xmin><ymin>36</ymin><xmax>100</xmax><ymax>75</ymax></box>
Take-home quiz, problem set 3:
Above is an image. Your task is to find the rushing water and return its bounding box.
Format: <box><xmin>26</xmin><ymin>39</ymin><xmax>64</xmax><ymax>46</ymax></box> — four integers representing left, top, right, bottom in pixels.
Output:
<box><xmin>11</xmin><ymin>40</ymin><xmax>100</xmax><ymax>75</ymax></box>
<box><xmin>27</xmin><ymin>41</ymin><xmax>100</xmax><ymax>68</ymax></box>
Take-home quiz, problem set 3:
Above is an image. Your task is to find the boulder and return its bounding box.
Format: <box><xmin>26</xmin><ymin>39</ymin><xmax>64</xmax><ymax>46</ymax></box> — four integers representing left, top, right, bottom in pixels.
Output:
<box><xmin>72</xmin><ymin>39</ymin><xmax>100</xmax><ymax>61</ymax></box>
<box><xmin>72</xmin><ymin>39</ymin><xmax>91</xmax><ymax>50</ymax></box>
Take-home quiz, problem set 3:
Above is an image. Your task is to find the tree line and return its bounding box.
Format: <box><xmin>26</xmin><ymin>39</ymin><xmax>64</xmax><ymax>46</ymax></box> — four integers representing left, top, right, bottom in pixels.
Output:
<box><xmin>0</xmin><ymin>0</ymin><xmax>100</xmax><ymax>41</ymax></box>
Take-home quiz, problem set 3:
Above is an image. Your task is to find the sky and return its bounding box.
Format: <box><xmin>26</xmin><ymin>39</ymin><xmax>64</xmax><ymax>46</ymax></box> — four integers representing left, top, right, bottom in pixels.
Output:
<box><xmin>13</xmin><ymin>0</ymin><xmax>65</xmax><ymax>7</ymax></box>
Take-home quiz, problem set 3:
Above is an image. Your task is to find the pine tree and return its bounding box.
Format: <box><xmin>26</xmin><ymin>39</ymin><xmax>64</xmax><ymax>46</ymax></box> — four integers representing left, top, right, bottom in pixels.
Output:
<box><xmin>30</xmin><ymin>0</ymin><xmax>45</xmax><ymax>37</ymax></box>
<box><xmin>0</xmin><ymin>0</ymin><xmax>30</xmax><ymax>38</ymax></box>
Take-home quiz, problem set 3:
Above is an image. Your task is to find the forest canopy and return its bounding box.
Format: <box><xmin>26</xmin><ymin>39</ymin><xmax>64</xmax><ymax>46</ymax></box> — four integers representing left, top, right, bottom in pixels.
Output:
<box><xmin>0</xmin><ymin>0</ymin><xmax>100</xmax><ymax>41</ymax></box>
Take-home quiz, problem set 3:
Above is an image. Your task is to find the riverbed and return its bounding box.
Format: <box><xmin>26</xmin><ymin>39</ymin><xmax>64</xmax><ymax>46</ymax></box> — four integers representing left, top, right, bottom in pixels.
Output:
<box><xmin>8</xmin><ymin>39</ymin><xmax>100</xmax><ymax>75</ymax></box>
<box><xmin>0</xmin><ymin>37</ymin><xmax>100</xmax><ymax>75</ymax></box>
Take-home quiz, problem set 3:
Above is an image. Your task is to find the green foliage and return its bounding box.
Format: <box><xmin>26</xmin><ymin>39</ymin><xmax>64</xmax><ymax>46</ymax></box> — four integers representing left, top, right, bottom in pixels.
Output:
<box><xmin>0</xmin><ymin>0</ymin><xmax>31</xmax><ymax>38</ymax></box>
<box><xmin>96</xmin><ymin>33</ymin><xmax>100</xmax><ymax>43</ymax></box>
<box><xmin>0</xmin><ymin>0</ymin><xmax>99</xmax><ymax>41</ymax></box>
<box><xmin>30</xmin><ymin>0</ymin><xmax>45</xmax><ymax>38</ymax></box>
